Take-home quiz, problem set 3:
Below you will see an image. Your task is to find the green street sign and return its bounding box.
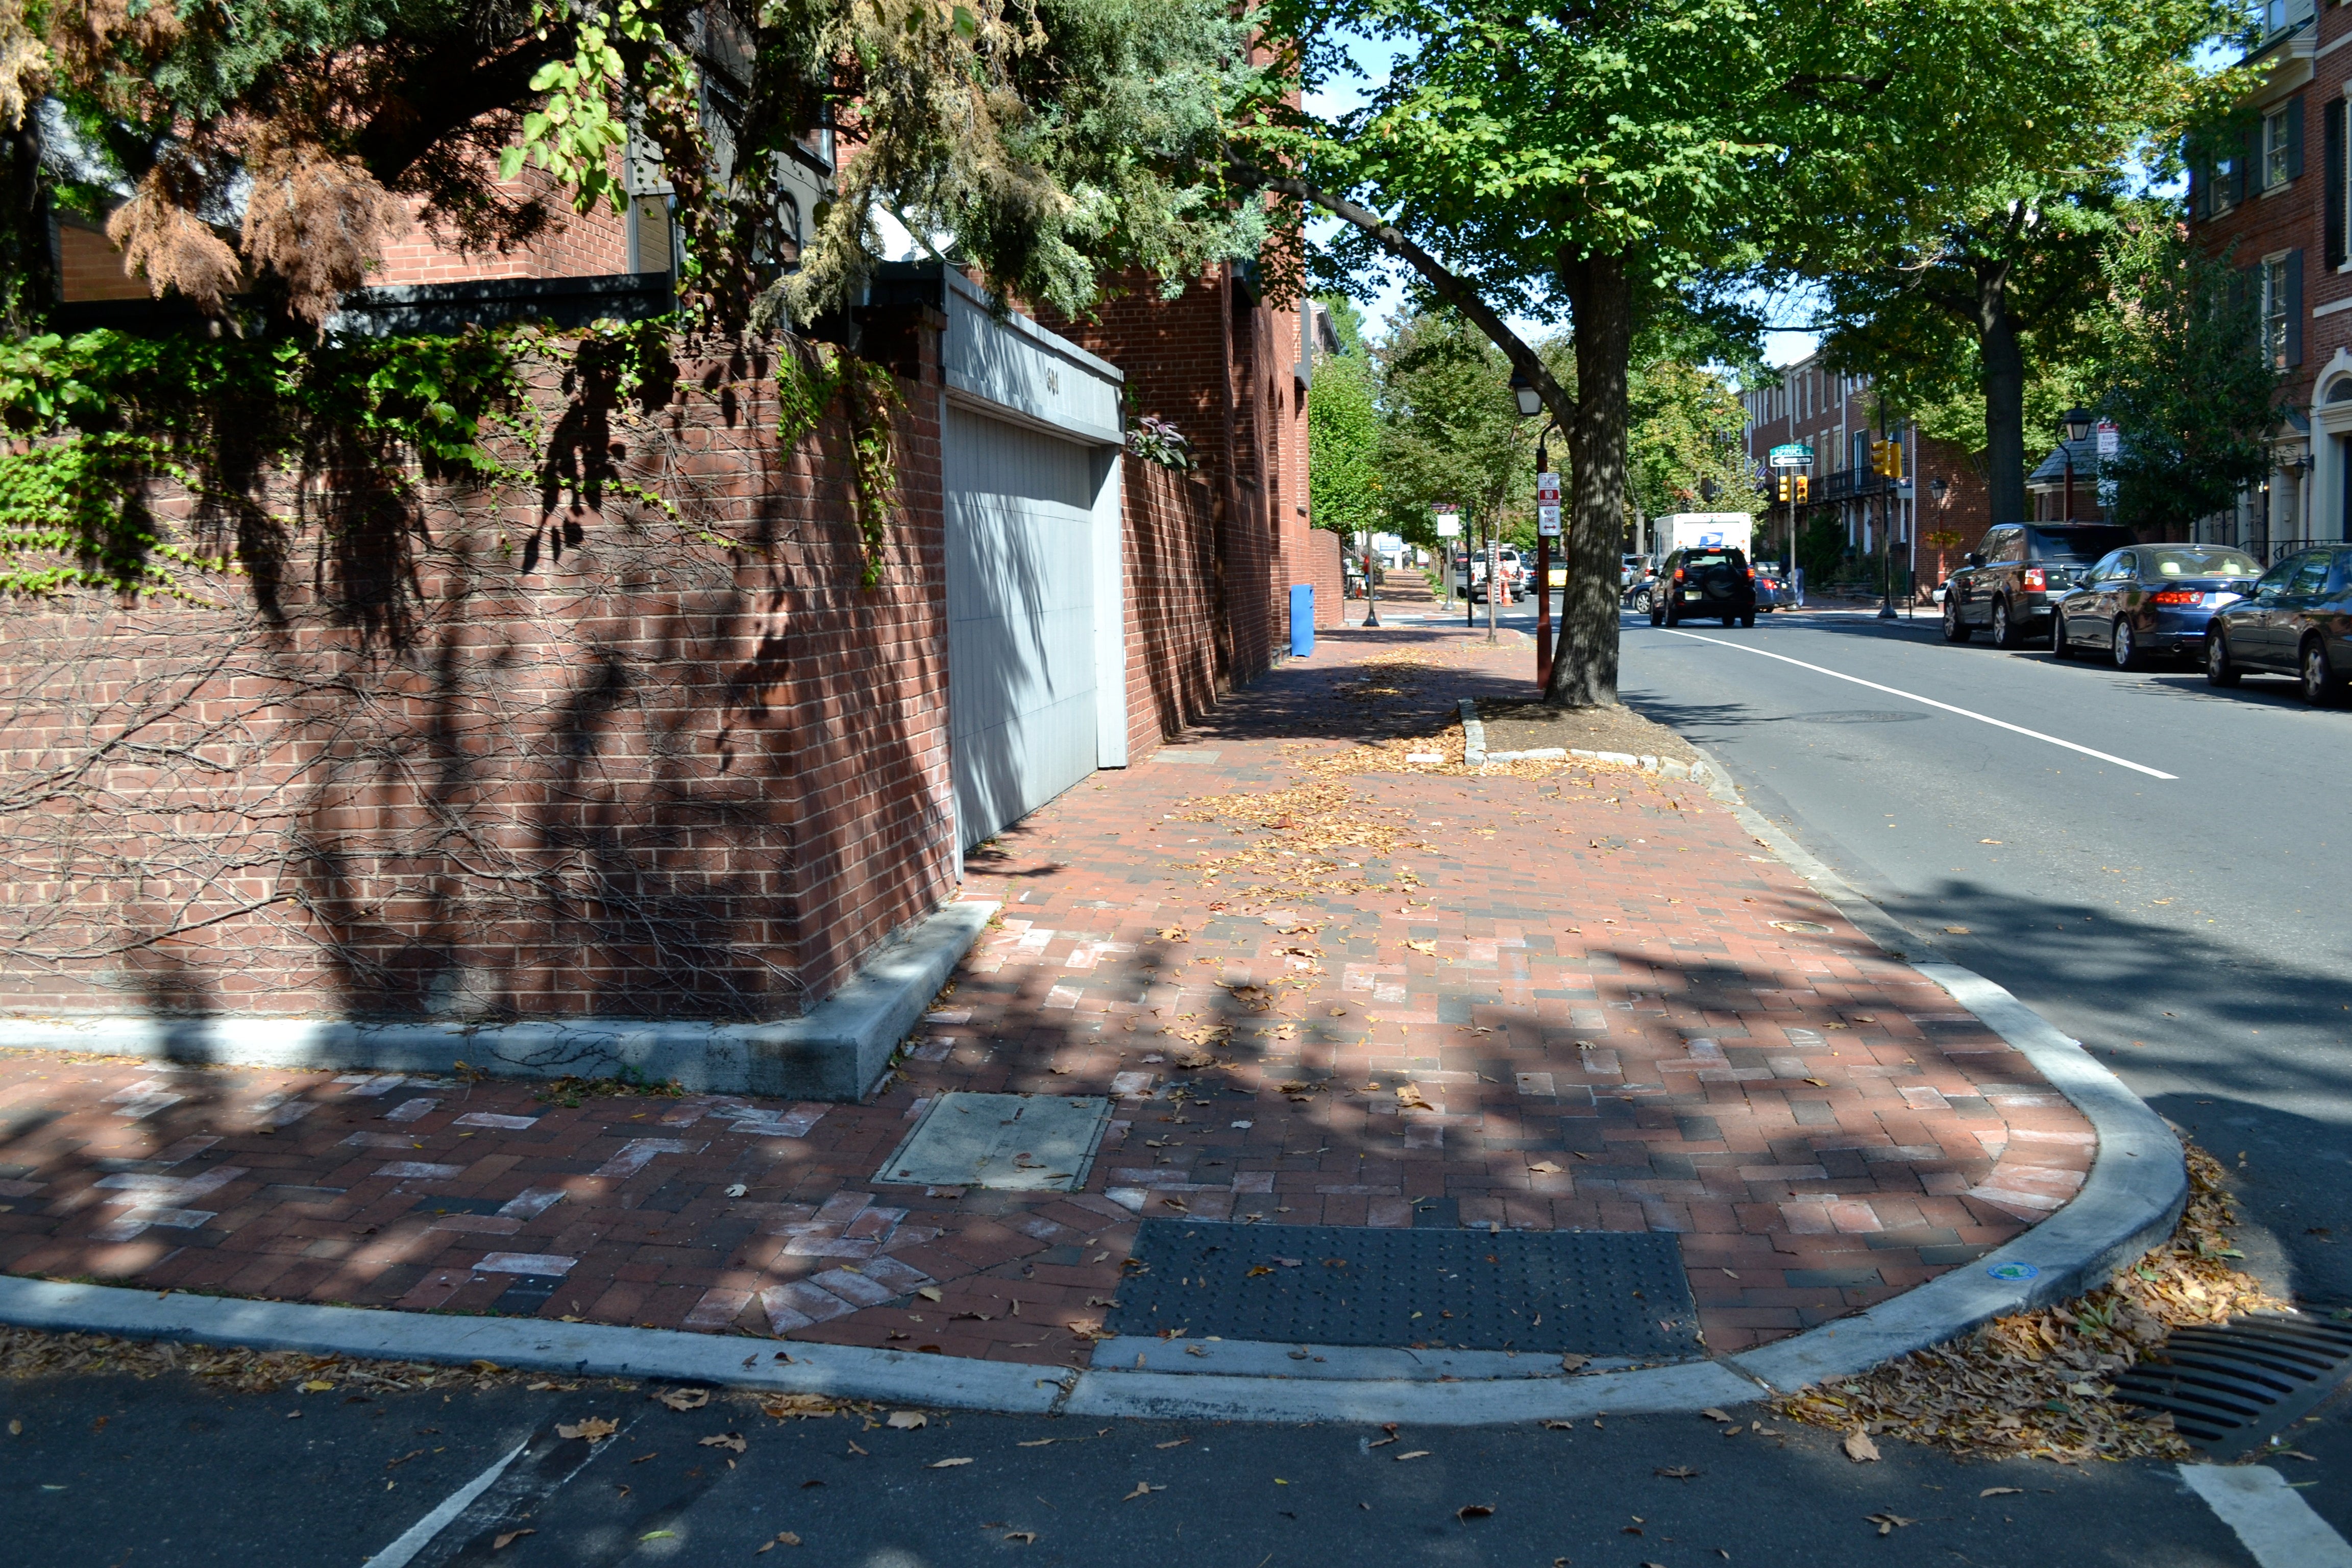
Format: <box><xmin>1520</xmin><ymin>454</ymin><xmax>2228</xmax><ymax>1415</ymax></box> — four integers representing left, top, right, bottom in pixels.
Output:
<box><xmin>1768</xmin><ymin>443</ymin><xmax>1813</xmax><ymax>468</ymax></box>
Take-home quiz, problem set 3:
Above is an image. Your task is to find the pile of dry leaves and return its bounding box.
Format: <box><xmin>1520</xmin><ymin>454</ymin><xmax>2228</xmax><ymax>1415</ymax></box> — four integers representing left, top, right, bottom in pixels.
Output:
<box><xmin>1174</xmin><ymin>778</ymin><xmax>1434</xmax><ymax>910</ymax></box>
<box><xmin>1778</xmin><ymin>1144</ymin><xmax>2287</xmax><ymax>1463</ymax></box>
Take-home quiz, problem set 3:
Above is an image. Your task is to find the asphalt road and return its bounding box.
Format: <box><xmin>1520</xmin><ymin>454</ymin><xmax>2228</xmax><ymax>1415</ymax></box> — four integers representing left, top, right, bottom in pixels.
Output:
<box><xmin>0</xmin><ymin>1367</ymin><xmax>2291</xmax><ymax>1567</ymax></box>
<box><xmin>1552</xmin><ymin>604</ymin><xmax>2352</xmax><ymax>1308</ymax></box>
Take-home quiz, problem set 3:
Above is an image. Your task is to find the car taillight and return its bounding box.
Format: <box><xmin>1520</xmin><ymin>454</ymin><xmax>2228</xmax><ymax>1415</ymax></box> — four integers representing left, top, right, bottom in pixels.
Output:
<box><xmin>2150</xmin><ymin>589</ymin><xmax>2200</xmax><ymax>606</ymax></box>
<box><xmin>1673</xmin><ymin>568</ymin><xmax>1685</xmax><ymax>581</ymax></box>
<box><xmin>2023</xmin><ymin>568</ymin><xmax>2046</xmax><ymax>590</ymax></box>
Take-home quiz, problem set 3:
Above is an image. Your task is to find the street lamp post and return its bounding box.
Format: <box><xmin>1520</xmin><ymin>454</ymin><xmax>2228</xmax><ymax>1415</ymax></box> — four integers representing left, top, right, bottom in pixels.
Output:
<box><xmin>1361</xmin><ymin>525</ymin><xmax>1380</xmax><ymax>628</ymax></box>
<box><xmin>2060</xmin><ymin>407</ymin><xmax>2092</xmax><ymax>522</ymax></box>
<box><xmin>1511</xmin><ymin>367</ymin><xmax>1556</xmax><ymax>685</ymax></box>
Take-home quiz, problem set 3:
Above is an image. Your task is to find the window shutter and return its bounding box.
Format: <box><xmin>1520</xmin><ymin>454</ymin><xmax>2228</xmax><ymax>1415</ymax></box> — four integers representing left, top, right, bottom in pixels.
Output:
<box><xmin>2235</xmin><ymin>125</ymin><xmax>2255</xmax><ymax>204</ymax></box>
<box><xmin>2287</xmin><ymin>249</ymin><xmax>2305</xmax><ymax>366</ymax></box>
<box><xmin>2189</xmin><ymin>159</ymin><xmax>2208</xmax><ymax>220</ymax></box>
<box><xmin>2329</xmin><ymin>101</ymin><xmax>2346</xmax><ymax>269</ymax></box>
<box><xmin>2290</xmin><ymin>95</ymin><xmax>2308</xmax><ymax>180</ymax></box>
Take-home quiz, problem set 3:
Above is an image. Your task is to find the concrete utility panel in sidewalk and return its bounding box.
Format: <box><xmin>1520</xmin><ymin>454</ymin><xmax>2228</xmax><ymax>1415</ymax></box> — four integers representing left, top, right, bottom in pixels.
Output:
<box><xmin>876</xmin><ymin>1091</ymin><xmax>1113</xmax><ymax>1191</ymax></box>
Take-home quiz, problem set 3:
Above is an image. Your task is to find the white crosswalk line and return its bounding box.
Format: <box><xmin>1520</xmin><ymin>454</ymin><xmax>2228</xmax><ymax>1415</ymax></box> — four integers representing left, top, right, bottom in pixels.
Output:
<box><xmin>2181</xmin><ymin>1462</ymin><xmax>2352</xmax><ymax>1567</ymax></box>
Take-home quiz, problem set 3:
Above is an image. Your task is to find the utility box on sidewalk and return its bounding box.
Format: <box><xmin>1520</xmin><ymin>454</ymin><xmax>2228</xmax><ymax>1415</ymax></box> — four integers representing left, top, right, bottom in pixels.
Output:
<box><xmin>1290</xmin><ymin>583</ymin><xmax>1314</xmax><ymax>657</ymax></box>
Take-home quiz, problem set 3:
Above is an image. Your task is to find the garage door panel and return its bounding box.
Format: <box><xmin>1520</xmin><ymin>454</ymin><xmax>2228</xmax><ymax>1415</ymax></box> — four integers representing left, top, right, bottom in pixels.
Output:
<box><xmin>945</xmin><ymin>403</ymin><xmax>1100</xmax><ymax>849</ymax></box>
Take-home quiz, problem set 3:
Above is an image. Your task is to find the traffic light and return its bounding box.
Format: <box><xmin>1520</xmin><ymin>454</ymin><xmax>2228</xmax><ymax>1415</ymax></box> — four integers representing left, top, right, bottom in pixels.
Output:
<box><xmin>1777</xmin><ymin>474</ymin><xmax>1791</xmax><ymax>501</ymax></box>
<box><xmin>1794</xmin><ymin>475</ymin><xmax>1809</xmax><ymax>502</ymax></box>
<box><xmin>1870</xmin><ymin>438</ymin><xmax>1904</xmax><ymax>479</ymax></box>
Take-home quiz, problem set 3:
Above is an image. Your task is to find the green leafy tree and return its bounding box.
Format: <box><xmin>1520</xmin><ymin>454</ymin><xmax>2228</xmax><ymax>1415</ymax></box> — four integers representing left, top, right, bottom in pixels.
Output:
<box><xmin>0</xmin><ymin>0</ymin><xmax>1270</xmax><ymax>332</ymax></box>
<box><xmin>2091</xmin><ymin>214</ymin><xmax>2281</xmax><ymax>535</ymax></box>
<box><xmin>1799</xmin><ymin>1</ymin><xmax>2238</xmax><ymax>524</ymax></box>
<box><xmin>1307</xmin><ymin>347</ymin><xmax>1380</xmax><ymax>540</ymax></box>
<box><xmin>1627</xmin><ymin>356</ymin><xmax>1758</xmax><ymax>533</ymax></box>
<box><xmin>1371</xmin><ymin>310</ymin><xmax>1533</xmax><ymax>559</ymax></box>
<box><xmin>1242</xmin><ymin>0</ymin><xmax>2209</xmax><ymax>705</ymax></box>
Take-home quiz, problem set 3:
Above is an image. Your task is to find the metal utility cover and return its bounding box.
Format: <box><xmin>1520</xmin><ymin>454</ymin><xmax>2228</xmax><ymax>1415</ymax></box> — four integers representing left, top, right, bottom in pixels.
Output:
<box><xmin>1110</xmin><ymin>1221</ymin><xmax>1700</xmax><ymax>1359</ymax></box>
<box><xmin>876</xmin><ymin>1092</ymin><xmax>1112</xmax><ymax>1192</ymax></box>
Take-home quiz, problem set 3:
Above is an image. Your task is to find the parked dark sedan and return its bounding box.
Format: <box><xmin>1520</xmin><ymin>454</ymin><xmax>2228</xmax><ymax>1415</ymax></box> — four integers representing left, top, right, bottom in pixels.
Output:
<box><xmin>2206</xmin><ymin>545</ymin><xmax>2352</xmax><ymax>703</ymax></box>
<box><xmin>1943</xmin><ymin>522</ymin><xmax>2138</xmax><ymax>647</ymax></box>
<box><xmin>2049</xmin><ymin>544</ymin><xmax>2261</xmax><ymax>668</ymax></box>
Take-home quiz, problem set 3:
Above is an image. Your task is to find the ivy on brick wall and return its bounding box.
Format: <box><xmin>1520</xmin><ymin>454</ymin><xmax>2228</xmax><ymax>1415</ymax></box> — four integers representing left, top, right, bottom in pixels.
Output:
<box><xmin>0</xmin><ymin>323</ymin><xmax>903</xmax><ymax>600</ymax></box>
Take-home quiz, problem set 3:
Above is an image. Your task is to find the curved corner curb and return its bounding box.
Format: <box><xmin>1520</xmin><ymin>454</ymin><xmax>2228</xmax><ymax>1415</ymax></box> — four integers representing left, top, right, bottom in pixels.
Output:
<box><xmin>1690</xmin><ymin>749</ymin><xmax>2188</xmax><ymax>1394</ymax></box>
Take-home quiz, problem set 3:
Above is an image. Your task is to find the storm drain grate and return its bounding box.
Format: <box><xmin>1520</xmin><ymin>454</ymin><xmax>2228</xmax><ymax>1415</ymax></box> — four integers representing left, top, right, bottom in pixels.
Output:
<box><xmin>2111</xmin><ymin>1311</ymin><xmax>2352</xmax><ymax>1460</ymax></box>
<box><xmin>1108</xmin><ymin>1221</ymin><xmax>1701</xmax><ymax>1359</ymax></box>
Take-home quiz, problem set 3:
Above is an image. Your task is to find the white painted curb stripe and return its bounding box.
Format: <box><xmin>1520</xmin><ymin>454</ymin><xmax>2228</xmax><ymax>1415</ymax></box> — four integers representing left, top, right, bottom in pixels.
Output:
<box><xmin>1659</xmin><ymin>627</ymin><xmax>2178</xmax><ymax>778</ymax></box>
<box><xmin>367</xmin><ymin>1437</ymin><xmax>530</xmax><ymax>1568</ymax></box>
<box><xmin>2181</xmin><ymin>1463</ymin><xmax>2352</xmax><ymax>1567</ymax></box>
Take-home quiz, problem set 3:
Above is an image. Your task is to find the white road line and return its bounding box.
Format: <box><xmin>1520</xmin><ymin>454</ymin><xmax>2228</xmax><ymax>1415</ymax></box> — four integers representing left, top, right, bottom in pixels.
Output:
<box><xmin>2180</xmin><ymin>1462</ymin><xmax>2352</xmax><ymax>1567</ymax></box>
<box><xmin>365</xmin><ymin>1436</ymin><xmax>530</xmax><ymax>1567</ymax></box>
<box><xmin>1657</xmin><ymin>628</ymin><xmax>2178</xmax><ymax>780</ymax></box>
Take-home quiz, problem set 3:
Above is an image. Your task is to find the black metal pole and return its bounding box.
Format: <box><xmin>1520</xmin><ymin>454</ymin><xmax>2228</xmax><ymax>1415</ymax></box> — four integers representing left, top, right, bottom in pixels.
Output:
<box><xmin>1362</xmin><ymin>525</ymin><xmax>1381</xmax><ymax>628</ymax></box>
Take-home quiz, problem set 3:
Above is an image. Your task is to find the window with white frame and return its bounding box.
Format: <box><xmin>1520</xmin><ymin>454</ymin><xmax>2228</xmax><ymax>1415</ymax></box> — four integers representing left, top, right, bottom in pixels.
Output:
<box><xmin>2262</xmin><ymin>257</ymin><xmax>2291</xmax><ymax>364</ymax></box>
<box><xmin>2265</xmin><ymin>107</ymin><xmax>2292</xmax><ymax>190</ymax></box>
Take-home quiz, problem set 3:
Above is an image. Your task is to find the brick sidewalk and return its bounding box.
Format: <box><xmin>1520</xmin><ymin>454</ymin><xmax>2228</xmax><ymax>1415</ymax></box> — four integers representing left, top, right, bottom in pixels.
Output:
<box><xmin>0</xmin><ymin>624</ymin><xmax>2094</xmax><ymax>1367</ymax></box>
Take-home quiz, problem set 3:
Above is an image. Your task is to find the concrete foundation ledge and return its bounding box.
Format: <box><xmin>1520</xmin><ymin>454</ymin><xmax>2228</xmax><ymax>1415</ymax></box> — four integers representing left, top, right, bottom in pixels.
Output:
<box><xmin>0</xmin><ymin>899</ymin><xmax>999</xmax><ymax>1103</ymax></box>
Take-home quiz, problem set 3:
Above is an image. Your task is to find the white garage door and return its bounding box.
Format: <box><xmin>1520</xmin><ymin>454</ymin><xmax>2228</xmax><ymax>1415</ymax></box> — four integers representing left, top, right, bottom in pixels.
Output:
<box><xmin>945</xmin><ymin>403</ymin><xmax>1101</xmax><ymax>849</ymax></box>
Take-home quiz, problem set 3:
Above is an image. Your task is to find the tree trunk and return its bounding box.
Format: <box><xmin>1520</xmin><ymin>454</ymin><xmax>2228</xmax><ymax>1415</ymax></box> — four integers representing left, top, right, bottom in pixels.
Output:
<box><xmin>1977</xmin><ymin>265</ymin><xmax>2027</xmax><ymax>526</ymax></box>
<box><xmin>1546</xmin><ymin>252</ymin><xmax>1631</xmax><ymax>708</ymax></box>
<box><xmin>3</xmin><ymin>118</ymin><xmax>55</xmax><ymax>330</ymax></box>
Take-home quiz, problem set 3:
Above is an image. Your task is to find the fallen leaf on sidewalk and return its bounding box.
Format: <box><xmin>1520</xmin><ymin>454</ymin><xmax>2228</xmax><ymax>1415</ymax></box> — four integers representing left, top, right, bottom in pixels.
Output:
<box><xmin>1528</xmin><ymin>1161</ymin><xmax>1563</xmax><ymax>1174</ymax></box>
<box><xmin>1540</xmin><ymin>1420</ymin><xmax>1574</xmax><ymax>1430</ymax></box>
<box><xmin>1396</xmin><ymin>1086</ymin><xmax>1434</xmax><ymax>1111</ymax></box>
<box><xmin>1159</xmin><ymin>928</ymin><xmax>1188</xmax><ymax>941</ymax></box>
<box><xmin>1247</xmin><ymin>1265</ymin><xmax>1274</xmax><ymax>1277</ymax></box>
<box><xmin>1701</xmin><ymin>1408</ymin><xmax>1733</xmax><ymax>1423</ymax></box>
<box><xmin>1803</xmin><ymin>1077</ymin><xmax>1827</xmax><ymax>1086</ymax></box>
<box><xmin>1559</xmin><ymin>1354</ymin><xmax>1590</xmax><ymax>1372</ymax></box>
<box><xmin>1394</xmin><ymin>1450</ymin><xmax>1431</xmax><ymax>1462</ymax></box>
<box><xmin>1866</xmin><ymin>1513</ymin><xmax>1917</xmax><ymax>1536</ymax></box>
<box><xmin>1456</xmin><ymin>1504</ymin><xmax>1494</xmax><ymax>1522</ymax></box>
<box><xmin>301</xmin><ymin>1379</ymin><xmax>333</xmax><ymax>1392</ymax></box>
<box><xmin>557</xmin><ymin>1417</ymin><xmax>618</xmax><ymax>1441</ymax></box>
<box><xmin>1004</xmin><ymin>1531</ymin><xmax>1037</xmax><ymax>1544</ymax></box>
<box><xmin>755</xmin><ymin>1532</ymin><xmax>802</xmax><ymax>1552</ymax></box>
<box><xmin>654</xmin><ymin>1388</ymin><xmax>710</xmax><ymax>1411</ymax></box>
<box><xmin>1403</xmin><ymin>940</ymin><xmax>1436</xmax><ymax>954</ymax></box>
<box><xmin>917</xmin><ymin>1287</ymin><xmax>944</xmax><ymax>1302</ymax></box>
<box><xmin>1979</xmin><ymin>839</ymin><xmax>2003</xmax><ymax>845</ymax></box>
<box><xmin>700</xmin><ymin>1433</ymin><xmax>748</xmax><ymax>1453</ymax></box>
<box><xmin>1842</xmin><ymin>1430</ymin><xmax>1880</xmax><ymax>1463</ymax></box>
<box><xmin>1655</xmin><ymin>1466</ymin><xmax>1700</xmax><ymax>1480</ymax></box>
<box><xmin>887</xmin><ymin>1412</ymin><xmax>927</xmax><ymax>1430</ymax></box>
<box><xmin>758</xmin><ymin>1394</ymin><xmax>841</xmax><ymax>1420</ymax></box>
<box><xmin>1156</xmin><ymin>1438</ymin><xmax>1191</xmax><ymax>1449</ymax></box>
<box><xmin>493</xmin><ymin>1529</ymin><xmax>535</xmax><ymax>1550</ymax></box>
<box><xmin>1943</xmin><ymin>926</ymin><xmax>1971</xmax><ymax>935</ymax></box>
<box><xmin>930</xmin><ymin>1457</ymin><xmax>973</xmax><ymax>1468</ymax></box>
<box><xmin>1122</xmin><ymin>1482</ymin><xmax>1164</xmax><ymax>1500</ymax></box>
<box><xmin>1979</xmin><ymin>1487</ymin><xmax>2023</xmax><ymax>1498</ymax></box>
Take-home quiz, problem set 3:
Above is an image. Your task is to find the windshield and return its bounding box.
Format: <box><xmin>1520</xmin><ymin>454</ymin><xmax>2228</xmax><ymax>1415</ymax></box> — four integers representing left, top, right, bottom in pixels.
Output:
<box><xmin>1682</xmin><ymin>550</ymin><xmax>1746</xmax><ymax>570</ymax></box>
<box><xmin>2144</xmin><ymin>546</ymin><xmax>2259</xmax><ymax>579</ymax></box>
<box><xmin>2028</xmin><ymin>526</ymin><xmax>2135</xmax><ymax>561</ymax></box>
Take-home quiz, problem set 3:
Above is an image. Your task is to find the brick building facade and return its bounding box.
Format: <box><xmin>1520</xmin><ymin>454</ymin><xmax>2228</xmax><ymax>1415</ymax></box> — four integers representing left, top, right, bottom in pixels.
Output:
<box><xmin>2187</xmin><ymin>0</ymin><xmax>2350</xmax><ymax>558</ymax></box>
<box><xmin>1741</xmin><ymin>349</ymin><xmax>1993</xmax><ymax>588</ymax></box>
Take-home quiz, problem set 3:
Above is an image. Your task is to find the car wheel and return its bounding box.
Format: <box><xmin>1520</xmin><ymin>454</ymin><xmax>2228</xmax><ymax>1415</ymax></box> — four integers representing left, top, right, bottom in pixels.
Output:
<box><xmin>1992</xmin><ymin>596</ymin><xmax>2019</xmax><ymax>648</ymax></box>
<box><xmin>2302</xmin><ymin>637</ymin><xmax>2340</xmax><ymax>706</ymax></box>
<box><xmin>2112</xmin><ymin>617</ymin><xmax>2142</xmax><ymax>671</ymax></box>
<box><xmin>2206</xmin><ymin>627</ymin><xmax>2240</xmax><ymax>688</ymax></box>
<box><xmin>2050</xmin><ymin>611</ymin><xmax>2070</xmax><ymax>660</ymax></box>
<box><xmin>1942</xmin><ymin>597</ymin><xmax>1971</xmax><ymax>644</ymax></box>
<box><xmin>1739</xmin><ymin>610</ymin><xmax>1756</xmax><ymax>628</ymax></box>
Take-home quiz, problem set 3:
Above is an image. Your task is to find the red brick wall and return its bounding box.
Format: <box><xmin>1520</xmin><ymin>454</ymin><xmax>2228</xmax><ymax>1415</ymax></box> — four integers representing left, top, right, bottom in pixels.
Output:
<box><xmin>0</xmin><ymin>329</ymin><xmax>949</xmax><ymax>1025</ymax></box>
<box><xmin>1121</xmin><ymin>456</ymin><xmax>1222</xmax><ymax>760</ymax></box>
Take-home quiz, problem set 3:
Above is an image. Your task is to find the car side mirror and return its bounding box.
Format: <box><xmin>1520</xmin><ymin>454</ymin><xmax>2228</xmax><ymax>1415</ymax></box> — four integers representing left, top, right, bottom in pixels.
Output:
<box><xmin>1964</xmin><ymin>552</ymin><xmax>1984</xmax><ymax>568</ymax></box>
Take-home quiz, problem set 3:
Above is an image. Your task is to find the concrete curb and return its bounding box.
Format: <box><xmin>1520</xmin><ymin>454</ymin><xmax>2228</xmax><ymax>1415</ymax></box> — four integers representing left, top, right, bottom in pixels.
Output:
<box><xmin>0</xmin><ymin>900</ymin><xmax>1000</xmax><ymax>1103</ymax></box>
<box><xmin>0</xmin><ymin>757</ymin><xmax>2187</xmax><ymax>1424</ymax></box>
<box><xmin>1461</xmin><ymin>698</ymin><xmax>1710</xmax><ymax>778</ymax></box>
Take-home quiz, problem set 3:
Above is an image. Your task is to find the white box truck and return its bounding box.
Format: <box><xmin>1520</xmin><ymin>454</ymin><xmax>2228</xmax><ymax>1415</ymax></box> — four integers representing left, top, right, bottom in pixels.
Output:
<box><xmin>1656</xmin><ymin>512</ymin><xmax>1755</xmax><ymax>562</ymax></box>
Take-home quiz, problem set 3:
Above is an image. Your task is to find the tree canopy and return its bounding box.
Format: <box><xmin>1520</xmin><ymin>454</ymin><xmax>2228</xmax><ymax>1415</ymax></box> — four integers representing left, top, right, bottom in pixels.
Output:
<box><xmin>0</xmin><ymin>0</ymin><xmax>1271</xmax><ymax>331</ymax></box>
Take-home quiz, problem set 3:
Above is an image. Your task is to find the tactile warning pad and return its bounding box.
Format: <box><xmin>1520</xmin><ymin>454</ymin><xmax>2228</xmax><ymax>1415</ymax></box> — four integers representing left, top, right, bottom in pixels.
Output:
<box><xmin>1108</xmin><ymin>1222</ymin><xmax>1701</xmax><ymax>1358</ymax></box>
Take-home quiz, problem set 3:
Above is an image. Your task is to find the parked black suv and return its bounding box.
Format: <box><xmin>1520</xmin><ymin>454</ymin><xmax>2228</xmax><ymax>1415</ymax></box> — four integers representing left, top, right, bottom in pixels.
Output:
<box><xmin>1649</xmin><ymin>547</ymin><xmax>1756</xmax><ymax>627</ymax></box>
<box><xmin>1943</xmin><ymin>522</ymin><xmax>2136</xmax><ymax>648</ymax></box>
